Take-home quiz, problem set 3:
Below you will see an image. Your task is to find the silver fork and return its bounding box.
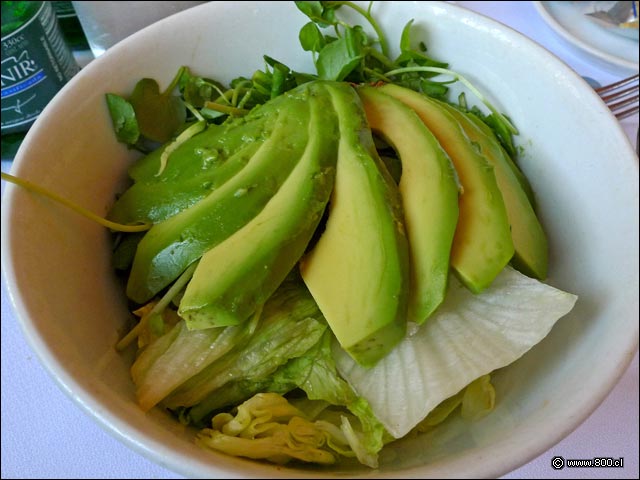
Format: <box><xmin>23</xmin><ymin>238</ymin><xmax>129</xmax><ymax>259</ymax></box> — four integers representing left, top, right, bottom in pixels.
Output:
<box><xmin>595</xmin><ymin>74</ymin><xmax>639</xmax><ymax>120</ymax></box>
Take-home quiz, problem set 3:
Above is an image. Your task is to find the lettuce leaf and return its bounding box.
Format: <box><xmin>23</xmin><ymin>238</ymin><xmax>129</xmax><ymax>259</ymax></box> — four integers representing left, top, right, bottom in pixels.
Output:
<box><xmin>413</xmin><ymin>374</ymin><xmax>496</xmax><ymax>434</ymax></box>
<box><xmin>267</xmin><ymin>330</ymin><xmax>388</xmax><ymax>467</ymax></box>
<box><xmin>131</xmin><ymin>317</ymin><xmax>256</xmax><ymax>411</ymax></box>
<box><xmin>196</xmin><ymin>392</ymin><xmax>343</xmax><ymax>465</ymax></box>
<box><xmin>161</xmin><ymin>279</ymin><xmax>327</xmax><ymax>409</ymax></box>
<box><xmin>334</xmin><ymin>266</ymin><xmax>578</xmax><ymax>438</ymax></box>
<box><xmin>193</xmin><ymin>330</ymin><xmax>388</xmax><ymax>467</ymax></box>
<box><xmin>128</xmin><ymin>276</ymin><xmax>327</xmax><ymax>415</ymax></box>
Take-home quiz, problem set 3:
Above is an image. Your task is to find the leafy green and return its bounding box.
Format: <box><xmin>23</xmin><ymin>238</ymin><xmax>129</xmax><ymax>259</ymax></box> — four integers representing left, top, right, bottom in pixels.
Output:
<box><xmin>179</xmin><ymin>68</ymin><xmax>226</xmax><ymax>108</ymax></box>
<box><xmin>267</xmin><ymin>331</ymin><xmax>388</xmax><ymax>467</ymax></box>
<box><xmin>316</xmin><ymin>26</ymin><xmax>367</xmax><ymax>80</ymax></box>
<box><xmin>295</xmin><ymin>1</ymin><xmax>339</xmax><ymax>28</ymax></box>
<box><xmin>192</xmin><ymin>330</ymin><xmax>388</xmax><ymax>467</ymax></box>
<box><xmin>160</xmin><ymin>279</ymin><xmax>327</xmax><ymax>409</ymax></box>
<box><xmin>104</xmin><ymin>1</ymin><xmax>574</xmax><ymax>469</ymax></box>
<box><xmin>129</xmin><ymin>70</ymin><xmax>187</xmax><ymax>143</ymax></box>
<box><xmin>299</xmin><ymin>21</ymin><xmax>326</xmax><ymax>52</ymax></box>
<box><xmin>290</xmin><ymin>1</ymin><xmax>517</xmax><ymax>148</ymax></box>
<box><xmin>105</xmin><ymin>93</ymin><xmax>140</xmax><ymax>144</ymax></box>
<box><xmin>104</xmin><ymin>1</ymin><xmax>519</xmax><ymax>161</ymax></box>
<box><xmin>196</xmin><ymin>393</ymin><xmax>341</xmax><ymax>465</ymax></box>
<box><xmin>129</xmin><ymin>277</ymin><xmax>324</xmax><ymax>417</ymax></box>
<box><xmin>125</xmin><ymin>274</ymin><xmax>389</xmax><ymax>467</ymax></box>
<box><xmin>106</xmin><ymin>67</ymin><xmax>187</xmax><ymax>149</ymax></box>
<box><xmin>470</xmin><ymin>106</ymin><xmax>518</xmax><ymax>158</ymax></box>
<box><xmin>131</xmin><ymin>316</ymin><xmax>258</xmax><ymax>411</ymax></box>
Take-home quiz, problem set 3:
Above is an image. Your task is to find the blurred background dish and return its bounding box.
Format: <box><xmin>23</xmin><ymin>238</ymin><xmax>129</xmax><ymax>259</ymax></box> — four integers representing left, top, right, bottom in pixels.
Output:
<box><xmin>534</xmin><ymin>1</ymin><xmax>639</xmax><ymax>75</ymax></box>
<box><xmin>71</xmin><ymin>1</ymin><xmax>207</xmax><ymax>58</ymax></box>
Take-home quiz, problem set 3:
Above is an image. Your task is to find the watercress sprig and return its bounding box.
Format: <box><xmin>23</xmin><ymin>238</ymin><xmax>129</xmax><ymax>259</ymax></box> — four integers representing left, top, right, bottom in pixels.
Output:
<box><xmin>294</xmin><ymin>1</ymin><xmax>517</xmax><ymax>155</ymax></box>
<box><xmin>105</xmin><ymin>1</ymin><xmax>519</xmax><ymax>160</ymax></box>
<box><xmin>0</xmin><ymin>172</ymin><xmax>151</xmax><ymax>233</ymax></box>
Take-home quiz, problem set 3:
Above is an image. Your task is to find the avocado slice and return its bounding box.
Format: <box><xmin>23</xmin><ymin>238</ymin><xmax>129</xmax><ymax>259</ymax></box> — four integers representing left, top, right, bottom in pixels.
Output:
<box><xmin>177</xmin><ymin>82</ymin><xmax>340</xmax><ymax>329</ymax></box>
<box><xmin>465</xmin><ymin>113</ymin><xmax>537</xmax><ymax>209</ymax></box>
<box><xmin>126</xmin><ymin>87</ymin><xmax>313</xmax><ymax>304</ymax></box>
<box><xmin>379</xmin><ymin>83</ymin><xmax>514</xmax><ymax>294</ymax></box>
<box><xmin>109</xmin><ymin>91</ymin><xmax>304</xmax><ymax>225</ymax></box>
<box><xmin>127</xmin><ymin>89</ymin><xmax>304</xmax><ymax>183</ymax></box>
<box><xmin>108</xmin><ymin>120</ymin><xmax>270</xmax><ymax>224</ymax></box>
<box><xmin>299</xmin><ymin>82</ymin><xmax>410</xmax><ymax>368</ymax></box>
<box><xmin>441</xmin><ymin>105</ymin><xmax>548</xmax><ymax>279</ymax></box>
<box><xmin>357</xmin><ymin>85</ymin><xmax>460</xmax><ymax>324</ymax></box>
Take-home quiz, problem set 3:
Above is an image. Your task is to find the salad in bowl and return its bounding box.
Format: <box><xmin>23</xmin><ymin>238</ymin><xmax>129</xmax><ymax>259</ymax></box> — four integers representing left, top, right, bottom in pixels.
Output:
<box><xmin>2</xmin><ymin>1</ymin><xmax>636</xmax><ymax>477</ymax></box>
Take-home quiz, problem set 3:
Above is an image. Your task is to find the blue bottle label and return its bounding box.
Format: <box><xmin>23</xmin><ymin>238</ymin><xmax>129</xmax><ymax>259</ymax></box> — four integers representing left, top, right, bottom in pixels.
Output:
<box><xmin>1</xmin><ymin>2</ymin><xmax>79</xmax><ymax>134</ymax></box>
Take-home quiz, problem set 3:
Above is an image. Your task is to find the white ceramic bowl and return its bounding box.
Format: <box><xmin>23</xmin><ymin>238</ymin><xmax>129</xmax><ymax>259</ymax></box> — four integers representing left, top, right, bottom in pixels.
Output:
<box><xmin>2</xmin><ymin>2</ymin><xmax>638</xmax><ymax>478</ymax></box>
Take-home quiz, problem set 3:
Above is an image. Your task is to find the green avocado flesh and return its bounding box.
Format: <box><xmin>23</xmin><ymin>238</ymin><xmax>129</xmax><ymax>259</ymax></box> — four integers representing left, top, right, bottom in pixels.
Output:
<box><xmin>116</xmin><ymin>75</ymin><xmax>544</xmax><ymax>370</ymax></box>
<box><xmin>441</xmin><ymin>105</ymin><xmax>548</xmax><ymax>280</ymax></box>
<box><xmin>379</xmin><ymin>83</ymin><xmax>514</xmax><ymax>294</ymax></box>
<box><xmin>125</xmin><ymin>87</ymin><xmax>314</xmax><ymax>304</ymax></box>
<box><xmin>178</xmin><ymin>82</ymin><xmax>339</xmax><ymax>329</ymax></box>
<box><xmin>108</xmin><ymin>119</ymin><xmax>272</xmax><ymax>225</ymax></box>
<box><xmin>357</xmin><ymin>85</ymin><xmax>460</xmax><ymax>324</ymax></box>
<box><xmin>467</xmin><ymin>114</ymin><xmax>537</xmax><ymax>208</ymax></box>
<box><xmin>300</xmin><ymin>82</ymin><xmax>410</xmax><ymax>368</ymax></box>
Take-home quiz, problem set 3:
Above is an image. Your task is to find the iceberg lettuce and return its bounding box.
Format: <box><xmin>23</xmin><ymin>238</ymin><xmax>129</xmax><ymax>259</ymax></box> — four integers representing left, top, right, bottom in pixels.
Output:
<box><xmin>195</xmin><ymin>330</ymin><xmax>388</xmax><ymax>467</ymax></box>
<box><xmin>334</xmin><ymin>266</ymin><xmax>578</xmax><ymax>438</ymax></box>
<box><xmin>128</xmin><ymin>266</ymin><xmax>577</xmax><ymax>468</ymax></box>
<box><xmin>196</xmin><ymin>393</ymin><xmax>347</xmax><ymax>465</ymax></box>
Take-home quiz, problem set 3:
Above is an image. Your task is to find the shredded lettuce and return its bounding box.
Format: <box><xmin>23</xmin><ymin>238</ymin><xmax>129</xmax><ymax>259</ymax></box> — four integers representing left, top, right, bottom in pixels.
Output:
<box><xmin>196</xmin><ymin>393</ymin><xmax>344</xmax><ymax>465</ymax></box>
<box><xmin>131</xmin><ymin>316</ymin><xmax>257</xmax><ymax>411</ymax></box>
<box><xmin>266</xmin><ymin>330</ymin><xmax>388</xmax><ymax>467</ymax></box>
<box><xmin>127</xmin><ymin>266</ymin><xmax>576</xmax><ymax>467</ymax></box>
<box><xmin>129</xmin><ymin>277</ymin><xmax>327</xmax><ymax>412</ymax></box>
<box><xmin>129</xmin><ymin>275</ymin><xmax>389</xmax><ymax>467</ymax></box>
<box><xmin>192</xmin><ymin>329</ymin><xmax>388</xmax><ymax>467</ymax></box>
<box><xmin>161</xmin><ymin>304</ymin><xmax>326</xmax><ymax>409</ymax></box>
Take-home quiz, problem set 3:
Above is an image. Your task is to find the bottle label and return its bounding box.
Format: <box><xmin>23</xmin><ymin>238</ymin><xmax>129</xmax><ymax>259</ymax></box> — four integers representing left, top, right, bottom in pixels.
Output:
<box><xmin>1</xmin><ymin>2</ymin><xmax>79</xmax><ymax>134</ymax></box>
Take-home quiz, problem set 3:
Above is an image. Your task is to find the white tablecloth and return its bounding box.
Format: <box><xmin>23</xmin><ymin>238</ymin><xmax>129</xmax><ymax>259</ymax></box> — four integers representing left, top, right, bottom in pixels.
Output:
<box><xmin>2</xmin><ymin>1</ymin><xmax>638</xmax><ymax>478</ymax></box>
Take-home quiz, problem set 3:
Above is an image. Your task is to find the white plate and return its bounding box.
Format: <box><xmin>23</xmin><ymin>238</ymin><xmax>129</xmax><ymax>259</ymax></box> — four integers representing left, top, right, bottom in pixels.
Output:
<box><xmin>534</xmin><ymin>1</ymin><xmax>639</xmax><ymax>74</ymax></box>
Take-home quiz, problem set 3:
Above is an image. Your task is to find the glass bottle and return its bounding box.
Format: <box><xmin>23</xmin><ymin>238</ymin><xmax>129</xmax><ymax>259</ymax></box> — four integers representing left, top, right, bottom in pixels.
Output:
<box><xmin>52</xmin><ymin>1</ymin><xmax>90</xmax><ymax>52</ymax></box>
<box><xmin>1</xmin><ymin>1</ymin><xmax>80</xmax><ymax>159</ymax></box>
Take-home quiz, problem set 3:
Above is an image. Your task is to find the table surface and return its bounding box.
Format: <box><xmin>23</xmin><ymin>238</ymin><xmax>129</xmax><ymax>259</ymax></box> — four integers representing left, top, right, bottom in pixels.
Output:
<box><xmin>2</xmin><ymin>1</ymin><xmax>638</xmax><ymax>478</ymax></box>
